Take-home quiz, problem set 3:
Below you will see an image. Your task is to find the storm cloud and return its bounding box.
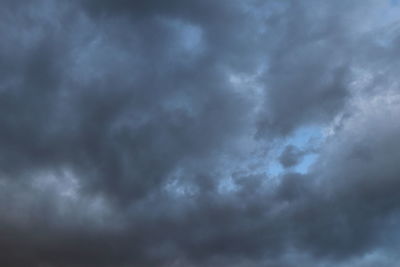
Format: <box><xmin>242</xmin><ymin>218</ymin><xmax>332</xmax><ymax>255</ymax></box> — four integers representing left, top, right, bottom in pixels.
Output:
<box><xmin>1</xmin><ymin>0</ymin><xmax>400</xmax><ymax>266</ymax></box>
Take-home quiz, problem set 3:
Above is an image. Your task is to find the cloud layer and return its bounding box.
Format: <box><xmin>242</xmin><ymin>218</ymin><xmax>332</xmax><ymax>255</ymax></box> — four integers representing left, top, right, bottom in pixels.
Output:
<box><xmin>1</xmin><ymin>0</ymin><xmax>400</xmax><ymax>266</ymax></box>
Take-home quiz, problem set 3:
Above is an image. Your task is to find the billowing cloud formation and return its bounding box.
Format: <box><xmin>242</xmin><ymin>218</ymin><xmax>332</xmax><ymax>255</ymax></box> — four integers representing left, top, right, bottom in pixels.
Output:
<box><xmin>1</xmin><ymin>0</ymin><xmax>400</xmax><ymax>266</ymax></box>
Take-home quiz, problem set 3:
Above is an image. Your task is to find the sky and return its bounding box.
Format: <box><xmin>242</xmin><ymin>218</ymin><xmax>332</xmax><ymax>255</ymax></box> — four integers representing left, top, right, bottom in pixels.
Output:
<box><xmin>1</xmin><ymin>0</ymin><xmax>400</xmax><ymax>266</ymax></box>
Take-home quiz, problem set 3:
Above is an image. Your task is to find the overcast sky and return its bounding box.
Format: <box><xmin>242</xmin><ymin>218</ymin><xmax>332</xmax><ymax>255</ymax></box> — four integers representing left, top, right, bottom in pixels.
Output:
<box><xmin>1</xmin><ymin>1</ymin><xmax>400</xmax><ymax>266</ymax></box>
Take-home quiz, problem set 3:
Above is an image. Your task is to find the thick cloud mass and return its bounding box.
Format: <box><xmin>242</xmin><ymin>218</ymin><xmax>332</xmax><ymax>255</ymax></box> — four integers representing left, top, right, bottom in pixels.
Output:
<box><xmin>1</xmin><ymin>0</ymin><xmax>400</xmax><ymax>266</ymax></box>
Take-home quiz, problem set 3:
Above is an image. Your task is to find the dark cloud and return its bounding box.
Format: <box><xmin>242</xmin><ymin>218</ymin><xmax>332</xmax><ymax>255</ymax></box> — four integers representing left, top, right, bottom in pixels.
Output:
<box><xmin>1</xmin><ymin>0</ymin><xmax>400</xmax><ymax>266</ymax></box>
<box><xmin>279</xmin><ymin>145</ymin><xmax>306</xmax><ymax>168</ymax></box>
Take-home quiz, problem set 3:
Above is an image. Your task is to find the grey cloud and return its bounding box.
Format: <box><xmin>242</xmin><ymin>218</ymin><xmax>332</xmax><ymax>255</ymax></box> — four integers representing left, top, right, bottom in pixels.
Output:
<box><xmin>1</xmin><ymin>0</ymin><xmax>400</xmax><ymax>266</ymax></box>
<box><xmin>278</xmin><ymin>145</ymin><xmax>306</xmax><ymax>168</ymax></box>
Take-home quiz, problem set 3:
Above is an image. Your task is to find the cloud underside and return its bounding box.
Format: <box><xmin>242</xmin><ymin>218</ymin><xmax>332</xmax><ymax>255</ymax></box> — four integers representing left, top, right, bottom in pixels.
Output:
<box><xmin>1</xmin><ymin>0</ymin><xmax>400</xmax><ymax>266</ymax></box>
